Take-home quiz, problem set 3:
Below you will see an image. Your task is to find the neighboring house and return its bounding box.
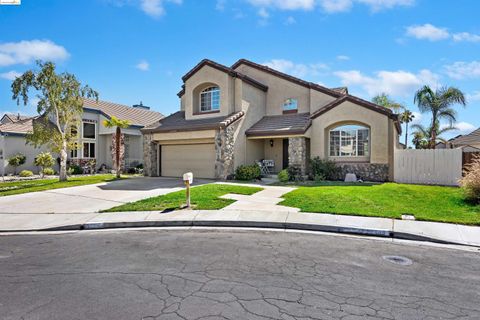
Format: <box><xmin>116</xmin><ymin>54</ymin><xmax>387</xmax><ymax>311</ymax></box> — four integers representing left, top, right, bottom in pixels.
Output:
<box><xmin>0</xmin><ymin>116</ymin><xmax>51</xmax><ymax>175</ymax></box>
<box><xmin>0</xmin><ymin>99</ymin><xmax>163</xmax><ymax>175</ymax></box>
<box><xmin>143</xmin><ymin>59</ymin><xmax>402</xmax><ymax>181</ymax></box>
<box><xmin>447</xmin><ymin>128</ymin><xmax>480</xmax><ymax>149</ymax></box>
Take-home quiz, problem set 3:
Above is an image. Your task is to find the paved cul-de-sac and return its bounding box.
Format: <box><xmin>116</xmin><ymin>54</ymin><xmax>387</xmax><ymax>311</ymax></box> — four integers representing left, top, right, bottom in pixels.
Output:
<box><xmin>1</xmin><ymin>229</ymin><xmax>479</xmax><ymax>320</ymax></box>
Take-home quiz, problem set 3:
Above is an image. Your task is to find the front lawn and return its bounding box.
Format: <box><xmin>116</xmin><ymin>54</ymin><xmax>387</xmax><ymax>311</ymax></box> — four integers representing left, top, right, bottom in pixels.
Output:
<box><xmin>103</xmin><ymin>184</ymin><xmax>263</xmax><ymax>212</ymax></box>
<box><xmin>280</xmin><ymin>183</ymin><xmax>480</xmax><ymax>225</ymax></box>
<box><xmin>0</xmin><ymin>174</ymin><xmax>125</xmax><ymax>196</ymax></box>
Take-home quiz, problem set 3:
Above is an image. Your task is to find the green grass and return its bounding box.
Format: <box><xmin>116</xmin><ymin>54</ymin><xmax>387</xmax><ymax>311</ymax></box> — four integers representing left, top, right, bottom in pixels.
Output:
<box><xmin>0</xmin><ymin>174</ymin><xmax>125</xmax><ymax>196</ymax></box>
<box><xmin>280</xmin><ymin>183</ymin><xmax>480</xmax><ymax>225</ymax></box>
<box><xmin>103</xmin><ymin>184</ymin><xmax>263</xmax><ymax>212</ymax></box>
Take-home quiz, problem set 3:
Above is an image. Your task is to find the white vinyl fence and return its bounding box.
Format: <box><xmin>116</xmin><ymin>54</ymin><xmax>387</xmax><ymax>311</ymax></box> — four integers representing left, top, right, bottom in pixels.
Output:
<box><xmin>394</xmin><ymin>149</ymin><xmax>463</xmax><ymax>186</ymax></box>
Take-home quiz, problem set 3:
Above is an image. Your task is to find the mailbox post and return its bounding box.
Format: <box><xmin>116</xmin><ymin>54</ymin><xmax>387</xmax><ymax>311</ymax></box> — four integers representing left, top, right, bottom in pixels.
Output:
<box><xmin>183</xmin><ymin>172</ymin><xmax>193</xmax><ymax>208</ymax></box>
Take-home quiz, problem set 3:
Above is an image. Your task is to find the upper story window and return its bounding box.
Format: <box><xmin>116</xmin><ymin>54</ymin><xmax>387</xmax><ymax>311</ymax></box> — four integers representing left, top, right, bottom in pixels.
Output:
<box><xmin>200</xmin><ymin>86</ymin><xmax>220</xmax><ymax>112</ymax></box>
<box><xmin>330</xmin><ymin>125</ymin><xmax>369</xmax><ymax>157</ymax></box>
<box><xmin>82</xmin><ymin>122</ymin><xmax>96</xmax><ymax>140</ymax></box>
<box><xmin>283</xmin><ymin>98</ymin><xmax>298</xmax><ymax>111</ymax></box>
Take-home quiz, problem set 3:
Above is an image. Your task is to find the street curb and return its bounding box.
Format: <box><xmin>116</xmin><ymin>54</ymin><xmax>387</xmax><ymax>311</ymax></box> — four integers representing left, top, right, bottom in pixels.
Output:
<box><xmin>35</xmin><ymin>219</ymin><xmax>465</xmax><ymax>246</ymax></box>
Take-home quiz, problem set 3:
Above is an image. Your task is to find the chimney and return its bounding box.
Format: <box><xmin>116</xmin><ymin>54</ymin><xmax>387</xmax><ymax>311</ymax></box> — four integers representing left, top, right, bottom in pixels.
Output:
<box><xmin>132</xmin><ymin>101</ymin><xmax>150</xmax><ymax>110</ymax></box>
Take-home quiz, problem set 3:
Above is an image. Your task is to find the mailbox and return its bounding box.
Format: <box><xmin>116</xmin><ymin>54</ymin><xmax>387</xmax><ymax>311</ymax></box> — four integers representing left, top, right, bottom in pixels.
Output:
<box><xmin>183</xmin><ymin>172</ymin><xmax>193</xmax><ymax>184</ymax></box>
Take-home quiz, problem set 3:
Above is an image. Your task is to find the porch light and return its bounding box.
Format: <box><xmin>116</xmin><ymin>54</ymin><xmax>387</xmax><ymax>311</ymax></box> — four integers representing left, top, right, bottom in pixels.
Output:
<box><xmin>270</xmin><ymin>139</ymin><xmax>274</xmax><ymax>147</ymax></box>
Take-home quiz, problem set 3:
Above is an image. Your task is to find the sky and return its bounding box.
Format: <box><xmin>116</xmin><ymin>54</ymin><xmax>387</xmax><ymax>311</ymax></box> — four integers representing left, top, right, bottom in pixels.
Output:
<box><xmin>0</xmin><ymin>0</ymin><xmax>479</xmax><ymax>144</ymax></box>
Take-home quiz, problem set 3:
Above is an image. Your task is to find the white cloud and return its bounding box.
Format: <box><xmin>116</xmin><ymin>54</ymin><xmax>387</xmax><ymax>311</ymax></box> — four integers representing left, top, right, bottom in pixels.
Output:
<box><xmin>263</xmin><ymin>59</ymin><xmax>328</xmax><ymax>78</ymax></box>
<box><xmin>405</xmin><ymin>24</ymin><xmax>449</xmax><ymax>41</ymax></box>
<box><xmin>247</xmin><ymin>0</ymin><xmax>315</xmax><ymax>10</ymax></box>
<box><xmin>0</xmin><ymin>70</ymin><xmax>21</xmax><ymax>81</ymax></box>
<box><xmin>284</xmin><ymin>16</ymin><xmax>296</xmax><ymax>24</ymax></box>
<box><xmin>0</xmin><ymin>40</ymin><xmax>69</xmax><ymax>67</ymax></box>
<box><xmin>246</xmin><ymin>0</ymin><xmax>413</xmax><ymax>13</ymax></box>
<box><xmin>404</xmin><ymin>24</ymin><xmax>480</xmax><ymax>43</ymax></box>
<box><xmin>258</xmin><ymin>7</ymin><xmax>270</xmax><ymax>18</ymax></box>
<box><xmin>467</xmin><ymin>91</ymin><xmax>480</xmax><ymax>102</ymax></box>
<box><xmin>216</xmin><ymin>0</ymin><xmax>226</xmax><ymax>11</ymax></box>
<box><xmin>136</xmin><ymin>60</ymin><xmax>150</xmax><ymax>71</ymax></box>
<box><xmin>441</xmin><ymin>121</ymin><xmax>476</xmax><ymax>134</ymax></box>
<box><xmin>452</xmin><ymin>32</ymin><xmax>480</xmax><ymax>43</ymax></box>
<box><xmin>139</xmin><ymin>0</ymin><xmax>181</xmax><ymax>18</ymax></box>
<box><xmin>444</xmin><ymin>61</ymin><xmax>480</xmax><ymax>80</ymax></box>
<box><xmin>410</xmin><ymin>111</ymin><xmax>422</xmax><ymax>124</ymax></box>
<box><xmin>336</xmin><ymin>55</ymin><xmax>350</xmax><ymax>61</ymax></box>
<box><xmin>334</xmin><ymin>69</ymin><xmax>439</xmax><ymax>97</ymax></box>
<box><xmin>319</xmin><ymin>0</ymin><xmax>352</xmax><ymax>13</ymax></box>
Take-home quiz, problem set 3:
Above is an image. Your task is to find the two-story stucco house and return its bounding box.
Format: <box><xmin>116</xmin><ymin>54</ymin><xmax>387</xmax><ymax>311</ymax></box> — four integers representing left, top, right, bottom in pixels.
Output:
<box><xmin>142</xmin><ymin>59</ymin><xmax>402</xmax><ymax>181</ymax></box>
<box><xmin>1</xmin><ymin>99</ymin><xmax>163</xmax><ymax>175</ymax></box>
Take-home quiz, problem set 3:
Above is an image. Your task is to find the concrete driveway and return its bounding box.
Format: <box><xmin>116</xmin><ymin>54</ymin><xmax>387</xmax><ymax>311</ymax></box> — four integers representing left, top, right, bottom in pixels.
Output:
<box><xmin>0</xmin><ymin>177</ymin><xmax>210</xmax><ymax>214</ymax></box>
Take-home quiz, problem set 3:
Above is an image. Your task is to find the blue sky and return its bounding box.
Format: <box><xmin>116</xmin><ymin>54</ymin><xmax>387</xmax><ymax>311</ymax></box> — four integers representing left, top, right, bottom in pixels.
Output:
<box><xmin>0</xmin><ymin>0</ymin><xmax>479</xmax><ymax>142</ymax></box>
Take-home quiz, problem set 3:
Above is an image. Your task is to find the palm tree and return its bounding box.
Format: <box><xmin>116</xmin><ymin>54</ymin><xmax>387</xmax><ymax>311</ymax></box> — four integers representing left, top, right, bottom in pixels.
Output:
<box><xmin>103</xmin><ymin>116</ymin><xmax>130</xmax><ymax>178</ymax></box>
<box><xmin>414</xmin><ymin>85</ymin><xmax>466</xmax><ymax>149</ymax></box>
<box><xmin>372</xmin><ymin>93</ymin><xmax>405</xmax><ymax>113</ymax></box>
<box><xmin>411</xmin><ymin>121</ymin><xmax>455</xmax><ymax>149</ymax></box>
<box><xmin>400</xmin><ymin>109</ymin><xmax>415</xmax><ymax>148</ymax></box>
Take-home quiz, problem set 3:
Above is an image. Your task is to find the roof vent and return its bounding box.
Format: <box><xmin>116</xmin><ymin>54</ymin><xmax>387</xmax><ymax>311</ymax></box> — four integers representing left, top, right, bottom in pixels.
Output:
<box><xmin>132</xmin><ymin>101</ymin><xmax>150</xmax><ymax>110</ymax></box>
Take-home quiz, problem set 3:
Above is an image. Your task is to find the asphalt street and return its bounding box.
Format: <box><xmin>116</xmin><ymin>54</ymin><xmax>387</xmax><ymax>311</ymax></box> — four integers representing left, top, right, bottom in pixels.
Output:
<box><xmin>0</xmin><ymin>229</ymin><xmax>479</xmax><ymax>320</ymax></box>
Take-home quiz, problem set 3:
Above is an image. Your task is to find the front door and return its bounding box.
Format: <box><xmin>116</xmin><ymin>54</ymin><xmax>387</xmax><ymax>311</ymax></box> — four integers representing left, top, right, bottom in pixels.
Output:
<box><xmin>282</xmin><ymin>139</ymin><xmax>289</xmax><ymax>169</ymax></box>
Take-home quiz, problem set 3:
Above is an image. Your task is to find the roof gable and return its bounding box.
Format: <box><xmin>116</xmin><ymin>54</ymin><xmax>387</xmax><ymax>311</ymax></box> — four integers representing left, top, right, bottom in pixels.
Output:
<box><xmin>450</xmin><ymin>128</ymin><xmax>480</xmax><ymax>145</ymax></box>
<box><xmin>231</xmin><ymin>59</ymin><xmax>343</xmax><ymax>98</ymax></box>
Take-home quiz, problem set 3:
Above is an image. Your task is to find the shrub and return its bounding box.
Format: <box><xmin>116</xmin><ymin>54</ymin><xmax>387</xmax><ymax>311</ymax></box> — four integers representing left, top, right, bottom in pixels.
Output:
<box><xmin>309</xmin><ymin>157</ymin><xmax>339</xmax><ymax>181</ymax></box>
<box><xmin>278</xmin><ymin>169</ymin><xmax>289</xmax><ymax>182</ymax></box>
<box><xmin>69</xmin><ymin>164</ymin><xmax>83</xmax><ymax>175</ymax></box>
<box><xmin>67</xmin><ymin>167</ymin><xmax>75</xmax><ymax>176</ymax></box>
<box><xmin>235</xmin><ymin>164</ymin><xmax>261</xmax><ymax>181</ymax></box>
<box><xmin>34</xmin><ymin>152</ymin><xmax>55</xmax><ymax>177</ymax></box>
<box><xmin>19</xmin><ymin>170</ymin><xmax>33</xmax><ymax>177</ymax></box>
<box><xmin>8</xmin><ymin>153</ymin><xmax>26</xmax><ymax>175</ymax></box>
<box><xmin>460</xmin><ymin>155</ymin><xmax>480</xmax><ymax>204</ymax></box>
<box><xmin>287</xmin><ymin>165</ymin><xmax>304</xmax><ymax>182</ymax></box>
<box><xmin>42</xmin><ymin>168</ymin><xmax>55</xmax><ymax>176</ymax></box>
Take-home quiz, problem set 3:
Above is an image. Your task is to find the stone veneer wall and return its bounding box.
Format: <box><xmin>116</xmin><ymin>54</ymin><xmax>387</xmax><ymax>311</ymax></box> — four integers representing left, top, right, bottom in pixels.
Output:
<box><xmin>214</xmin><ymin>121</ymin><xmax>238</xmax><ymax>179</ymax></box>
<box><xmin>333</xmin><ymin>163</ymin><xmax>389</xmax><ymax>182</ymax></box>
<box><xmin>143</xmin><ymin>133</ymin><xmax>158</xmax><ymax>176</ymax></box>
<box><xmin>288</xmin><ymin>137</ymin><xmax>307</xmax><ymax>176</ymax></box>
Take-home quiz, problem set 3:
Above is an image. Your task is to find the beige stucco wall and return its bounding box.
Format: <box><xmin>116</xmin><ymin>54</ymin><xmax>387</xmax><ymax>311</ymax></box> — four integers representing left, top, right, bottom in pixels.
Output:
<box><xmin>183</xmin><ymin>65</ymin><xmax>235</xmax><ymax>120</ymax></box>
<box><xmin>264</xmin><ymin>138</ymin><xmax>283</xmax><ymax>173</ymax></box>
<box><xmin>0</xmin><ymin>135</ymin><xmax>56</xmax><ymax>175</ymax></box>
<box><xmin>153</xmin><ymin>130</ymin><xmax>216</xmax><ymax>141</ymax></box>
<box><xmin>310</xmin><ymin>100</ymin><xmax>392</xmax><ymax>164</ymax></box>
<box><xmin>234</xmin><ymin>64</ymin><xmax>337</xmax><ymax>116</ymax></box>
<box><xmin>232</xmin><ymin>81</ymin><xmax>267</xmax><ymax>168</ymax></box>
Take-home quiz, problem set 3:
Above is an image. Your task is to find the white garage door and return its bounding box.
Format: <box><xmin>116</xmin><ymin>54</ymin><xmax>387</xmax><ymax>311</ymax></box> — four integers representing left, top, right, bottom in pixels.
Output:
<box><xmin>161</xmin><ymin>144</ymin><xmax>216</xmax><ymax>179</ymax></box>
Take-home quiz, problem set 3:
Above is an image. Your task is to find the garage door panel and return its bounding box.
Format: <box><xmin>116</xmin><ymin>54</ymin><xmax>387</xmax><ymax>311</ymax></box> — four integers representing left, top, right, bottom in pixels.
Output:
<box><xmin>162</xmin><ymin>144</ymin><xmax>215</xmax><ymax>179</ymax></box>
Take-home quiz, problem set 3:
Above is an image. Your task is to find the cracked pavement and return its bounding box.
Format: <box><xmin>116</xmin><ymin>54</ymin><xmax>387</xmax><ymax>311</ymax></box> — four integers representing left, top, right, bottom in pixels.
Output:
<box><xmin>0</xmin><ymin>229</ymin><xmax>479</xmax><ymax>319</ymax></box>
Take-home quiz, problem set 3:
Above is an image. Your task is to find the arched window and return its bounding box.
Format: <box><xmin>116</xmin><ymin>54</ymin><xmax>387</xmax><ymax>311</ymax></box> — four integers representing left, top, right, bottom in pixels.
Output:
<box><xmin>329</xmin><ymin>124</ymin><xmax>369</xmax><ymax>157</ymax></box>
<box><xmin>200</xmin><ymin>86</ymin><xmax>220</xmax><ymax>112</ymax></box>
<box><xmin>283</xmin><ymin>98</ymin><xmax>298</xmax><ymax>111</ymax></box>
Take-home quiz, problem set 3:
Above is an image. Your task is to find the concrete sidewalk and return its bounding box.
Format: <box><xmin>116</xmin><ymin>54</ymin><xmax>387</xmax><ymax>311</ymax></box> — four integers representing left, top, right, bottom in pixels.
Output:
<box><xmin>1</xmin><ymin>209</ymin><xmax>479</xmax><ymax>247</ymax></box>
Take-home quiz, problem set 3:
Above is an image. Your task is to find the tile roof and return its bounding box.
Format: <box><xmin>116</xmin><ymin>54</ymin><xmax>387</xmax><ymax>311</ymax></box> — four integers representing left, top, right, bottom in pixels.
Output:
<box><xmin>142</xmin><ymin>111</ymin><xmax>245</xmax><ymax>133</ymax></box>
<box><xmin>83</xmin><ymin>98</ymin><xmax>164</xmax><ymax>127</ymax></box>
<box><xmin>1</xmin><ymin>113</ymin><xmax>31</xmax><ymax>123</ymax></box>
<box><xmin>0</xmin><ymin>116</ymin><xmax>35</xmax><ymax>135</ymax></box>
<box><xmin>246</xmin><ymin>113</ymin><xmax>312</xmax><ymax>137</ymax></box>
<box><xmin>450</xmin><ymin>128</ymin><xmax>480</xmax><ymax>146</ymax></box>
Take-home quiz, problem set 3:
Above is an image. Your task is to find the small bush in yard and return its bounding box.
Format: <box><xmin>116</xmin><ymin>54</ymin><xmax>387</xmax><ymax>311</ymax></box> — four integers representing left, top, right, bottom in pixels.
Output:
<box><xmin>69</xmin><ymin>164</ymin><xmax>83</xmax><ymax>175</ymax></box>
<box><xmin>8</xmin><ymin>153</ymin><xmax>26</xmax><ymax>175</ymax></box>
<box><xmin>34</xmin><ymin>152</ymin><xmax>55</xmax><ymax>177</ymax></box>
<box><xmin>278</xmin><ymin>169</ymin><xmax>289</xmax><ymax>182</ymax></box>
<box><xmin>460</xmin><ymin>155</ymin><xmax>480</xmax><ymax>204</ymax></box>
<box><xmin>235</xmin><ymin>165</ymin><xmax>261</xmax><ymax>181</ymax></box>
<box><xmin>309</xmin><ymin>157</ymin><xmax>339</xmax><ymax>180</ymax></box>
<box><xmin>19</xmin><ymin>170</ymin><xmax>33</xmax><ymax>177</ymax></box>
<box><xmin>287</xmin><ymin>164</ymin><xmax>304</xmax><ymax>182</ymax></box>
<box><xmin>42</xmin><ymin>168</ymin><xmax>55</xmax><ymax>176</ymax></box>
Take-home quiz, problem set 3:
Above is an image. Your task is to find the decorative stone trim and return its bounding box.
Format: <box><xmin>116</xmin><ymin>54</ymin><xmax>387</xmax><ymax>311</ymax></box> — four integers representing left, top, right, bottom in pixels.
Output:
<box><xmin>215</xmin><ymin>120</ymin><xmax>239</xmax><ymax>179</ymax></box>
<box><xmin>333</xmin><ymin>163</ymin><xmax>389</xmax><ymax>182</ymax></box>
<box><xmin>143</xmin><ymin>133</ymin><xmax>158</xmax><ymax>176</ymax></box>
<box><xmin>288</xmin><ymin>137</ymin><xmax>307</xmax><ymax>176</ymax></box>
